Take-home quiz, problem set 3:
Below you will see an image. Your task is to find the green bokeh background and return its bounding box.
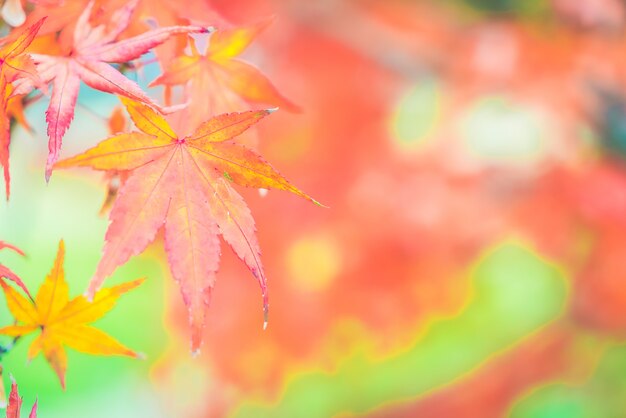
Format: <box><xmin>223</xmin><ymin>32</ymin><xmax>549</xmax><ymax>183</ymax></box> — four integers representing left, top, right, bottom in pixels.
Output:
<box><xmin>0</xmin><ymin>70</ymin><xmax>172</xmax><ymax>416</ymax></box>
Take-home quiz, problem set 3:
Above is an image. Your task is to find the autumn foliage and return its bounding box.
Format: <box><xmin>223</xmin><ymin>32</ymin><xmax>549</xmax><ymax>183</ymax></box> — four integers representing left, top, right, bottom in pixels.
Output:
<box><xmin>55</xmin><ymin>98</ymin><xmax>317</xmax><ymax>353</ymax></box>
<box><xmin>0</xmin><ymin>0</ymin><xmax>316</xmax><ymax>412</ymax></box>
<box><xmin>0</xmin><ymin>240</ymin><xmax>141</xmax><ymax>388</ymax></box>
<box><xmin>4</xmin><ymin>0</ymin><xmax>626</xmax><ymax>417</ymax></box>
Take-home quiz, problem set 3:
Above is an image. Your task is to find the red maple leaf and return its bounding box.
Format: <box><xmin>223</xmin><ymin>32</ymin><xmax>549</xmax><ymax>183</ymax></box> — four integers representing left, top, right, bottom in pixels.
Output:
<box><xmin>14</xmin><ymin>0</ymin><xmax>209</xmax><ymax>179</ymax></box>
<box><xmin>56</xmin><ymin>97</ymin><xmax>320</xmax><ymax>352</ymax></box>
<box><xmin>6</xmin><ymin>379</ymin><xmax>37</xmax><ymax>418</ymax></box>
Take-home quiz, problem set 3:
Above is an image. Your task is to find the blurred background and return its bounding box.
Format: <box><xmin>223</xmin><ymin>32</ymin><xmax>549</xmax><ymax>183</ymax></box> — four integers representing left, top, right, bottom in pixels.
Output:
<box><xmin>3</xmin><ymin>0</ymin><xmax>626</xmax><ymax>416</ymax></box>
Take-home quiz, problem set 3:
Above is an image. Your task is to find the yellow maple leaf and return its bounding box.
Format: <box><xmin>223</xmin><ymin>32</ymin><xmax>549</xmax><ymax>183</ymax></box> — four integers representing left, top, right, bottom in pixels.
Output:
<box><xmin>0</xmin><ymin>240</ymin><xmax>143</xmax><ymax>388</ymax></box>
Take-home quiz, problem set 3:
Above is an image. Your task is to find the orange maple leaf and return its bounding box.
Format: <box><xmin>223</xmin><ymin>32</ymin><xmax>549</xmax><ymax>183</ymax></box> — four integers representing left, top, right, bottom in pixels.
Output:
<box><xmin>0</xmin><ymin>17</ymin><xmax>45</xmax><ymax>199</ymax></box>
<box><xmin>151</xmin><ymin>21</ymin><xmax>300</xmax><ymax>126</ymax></box>
<box><xmin>56</xmin><ymin>97</ymin><xmax>319</xmax><ymax>353</ymax></box>
<box><xmin>0</xmin><ymin>240</ymin><xmax>143</xmax><ymax>388</ymax></box>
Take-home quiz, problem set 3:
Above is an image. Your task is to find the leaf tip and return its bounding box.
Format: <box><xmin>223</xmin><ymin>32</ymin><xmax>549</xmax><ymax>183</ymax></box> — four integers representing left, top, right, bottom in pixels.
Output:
<box><xmin>30</xmin><ymin>398</ymin><xmax>38</xmax><ymax>418</ymax></box>
<box><xmin>313</xmin><ymin>198</ymin><xmax>329</xmax><ymax>208</ymax></box>
<box><xmin>29</xmin><ymin>16</ymin><xmax>47</xmax><ymax>32</ymax></box>
<box><xmin>133</xmin><ymin>277</ymin><xmax>147</xmax><ymax>287</ymax></box>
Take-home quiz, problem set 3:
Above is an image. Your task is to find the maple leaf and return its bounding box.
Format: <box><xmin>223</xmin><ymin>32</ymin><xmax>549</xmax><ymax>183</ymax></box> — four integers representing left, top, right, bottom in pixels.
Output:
<box><xmin>0</xmin><ymin>17</ymin><xmax>46</xmax><ymax>198</ymax></box>
<box><xmin>6</xmin><ymin>379</ymin><xmax>37</xmax><ymax>418</ymax></box>
<box><xmin>13</xmin><ymin>0</ymin><xmax>220</xmax><ymax>58</ymax></box>
<box><xmin>151</xmin><ymin>21</ymin><xmax>300</xmax><ymax>127</ymax></box>
<box><xmin>113</xmin><ymin>0</ymin><xmax>222</xmax><ymax>70</ymax></box>
<box><xmin>56</xmin><ymin>97</ymin><xmax>320</xmax><ymax>352</ymax></box>
<box><xmin>15</xmin><ymin>0</ymin><xmax>209</xmax><ymax>180</ymax></box>
<box><xmin>10</xmin><ymin>0</ymin><xmax>105</xmax><ymax>50</ymax></box>
<box><xmin>0</xmin><ymin>240</ymin><xmax>143</xmax><ymax>388</ymax></box>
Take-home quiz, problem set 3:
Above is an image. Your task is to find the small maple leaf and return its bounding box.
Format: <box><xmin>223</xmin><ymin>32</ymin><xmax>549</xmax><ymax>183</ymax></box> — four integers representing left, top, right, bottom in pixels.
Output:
<box><xmin>0</xmin><ymin>17</ymin><xmax>46</xmax><ymax>198</ymax></box>
<box><xmin>6</xmin><ymin>379</ymin><xmax>37</xmax><ymax>418</ymax></box>
<box><xmin>151</xmin><ymin>21</ymin><xmax>300</xmax><ymax>126</ymax></box>
<box><xmin>56</xmin><ymin>97</ymin><xmax>320</xmax><ymax>352</ymax></box>
<box><xmin>0</xmin><ymin>240</ymin><xmax>143</xmax><ymax>388</ymax></box>
<box><xmin>14</xmin><ymin>0</ymin><xmax>209</xmax><ymax>180</ymax></box>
